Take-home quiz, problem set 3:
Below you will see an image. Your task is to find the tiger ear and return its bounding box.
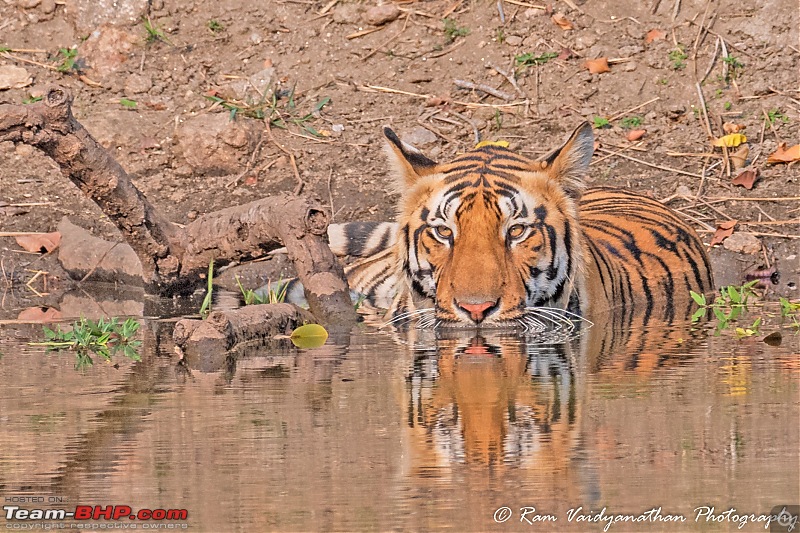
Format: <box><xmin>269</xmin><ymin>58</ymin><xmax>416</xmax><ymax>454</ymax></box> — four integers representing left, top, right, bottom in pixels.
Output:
<box><xmin>537</xmin><ymin>122</ymin><xmax>594</xmax><ymax>198</ymax></box>
<box><xmin>383</xmin><ymin>127</ymin><xmax>439</xmax><ymax>185</ymax></box>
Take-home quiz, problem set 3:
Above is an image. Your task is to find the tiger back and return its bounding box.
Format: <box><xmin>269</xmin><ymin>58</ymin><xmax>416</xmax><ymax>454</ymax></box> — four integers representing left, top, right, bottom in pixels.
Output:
<box><xmin>327</xmin><ymin>122</ymin><xmax>713</xmax><ymax>328</ymax></box>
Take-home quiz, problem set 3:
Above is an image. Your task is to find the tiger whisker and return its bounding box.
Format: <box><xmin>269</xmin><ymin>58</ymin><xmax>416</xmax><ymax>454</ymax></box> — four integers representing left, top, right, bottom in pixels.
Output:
<box><xmin>385</xmin><ymin>308</ymin><xmax>435</xmax><ymax>326</ymax></box>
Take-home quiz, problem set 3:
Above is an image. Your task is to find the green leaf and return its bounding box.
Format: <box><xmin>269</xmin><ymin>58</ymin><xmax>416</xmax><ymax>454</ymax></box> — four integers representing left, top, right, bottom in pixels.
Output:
<box><xmin>727</xmin><ymin>285</ymin><xmax>741</xmax><ymax>304</ymax></box>
<box><xmin>691</xmin><ymin>308</ymin><xmax>706</xmax><ymax>323</ymax></box>
<box><xmin>290</xmin><ymin>323</ymin><xmax>329</xmax><ymax>349</ymax></box>
<box><xmin>314</xmin><ymin>96</ymin><xmax>331</xmax><ymax>112</ymax></box>
<box><xmin>712</xmin><ymin>307</ymin><xmax>727</xmax><ymax>323</ymax></box>
<box><xmin>120</xmin><ymin>98</ymin><xmax>138</xmax><ymax>109</ymax></box>
<box><xmin>690</xmin><ymin>291</ymin><xmax>706</xmax><ymax>307</ymax></box>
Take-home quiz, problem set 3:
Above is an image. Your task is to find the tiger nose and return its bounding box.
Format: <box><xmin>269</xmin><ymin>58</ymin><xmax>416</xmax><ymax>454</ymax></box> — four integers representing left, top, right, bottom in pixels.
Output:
<box><xmin>456</xmin><ymin>299</ymin><xmax>499</xmax><ymax>323</ymax></box>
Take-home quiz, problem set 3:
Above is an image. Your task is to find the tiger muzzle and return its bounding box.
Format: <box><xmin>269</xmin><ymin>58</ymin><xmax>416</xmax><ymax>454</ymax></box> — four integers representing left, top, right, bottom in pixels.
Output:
<box><xmin>455</xmin><ymin>299</ymin><xmax>500</xmax><ymax>324</ymax></box>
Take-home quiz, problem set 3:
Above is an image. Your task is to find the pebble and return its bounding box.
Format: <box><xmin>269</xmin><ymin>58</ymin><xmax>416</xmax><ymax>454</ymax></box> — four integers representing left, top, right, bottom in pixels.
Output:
<box><xmin>402</xmin><ymin>126</ymin><xmax>438</xmax><ymax>148</ymax></box>
<box><xmin>333</xmin><ymin>4</ymin><xmax>363</xmax><ymax>24</ymax></box>
<box><xmin>723</xmin><ymin>232</ymin><xmax>761</xmax><ymax>255</ymax></box>
<box><xmin>504</xmin><ymin>35</ymin><xmax>523</xmax><ymax>46</ymax></box>
<box><xmin>363</xmin><ymin>4</ymin><xmax>400</xmax><ymax>26</ymax></box>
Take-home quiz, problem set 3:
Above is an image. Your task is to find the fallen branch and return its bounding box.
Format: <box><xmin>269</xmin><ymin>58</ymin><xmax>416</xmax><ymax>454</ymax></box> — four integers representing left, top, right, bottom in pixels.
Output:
<box><xmin>0</xmin><ymin>86</ymin><xmax>357</xmax><ymax>326</ymax></box>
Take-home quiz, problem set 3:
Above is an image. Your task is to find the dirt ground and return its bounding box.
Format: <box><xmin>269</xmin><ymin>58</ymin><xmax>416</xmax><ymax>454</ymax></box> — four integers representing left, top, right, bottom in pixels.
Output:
<box><xmin>0</xmin><ymin>0</ymin><xmax>798</xmax><ymax>315</ymax></box>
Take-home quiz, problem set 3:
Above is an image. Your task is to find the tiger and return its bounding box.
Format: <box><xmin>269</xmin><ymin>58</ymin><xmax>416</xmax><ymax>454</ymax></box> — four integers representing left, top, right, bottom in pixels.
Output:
<box><xmin>322</xmin><ymin>121</ymin><xmax>714</xmax><ymax>329</ymax></box>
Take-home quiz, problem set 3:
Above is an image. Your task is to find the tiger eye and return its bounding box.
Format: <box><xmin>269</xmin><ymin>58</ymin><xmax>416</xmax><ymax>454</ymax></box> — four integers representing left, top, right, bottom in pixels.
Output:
<box><xmin>433</xmin><ymin>226</ymin><xmax>453</xmax><ymax>239</ymax></box>
<box><xmin>508</xmin><ymin>224</ymin><xmax>526</xmax><ymax>239</ymax></box>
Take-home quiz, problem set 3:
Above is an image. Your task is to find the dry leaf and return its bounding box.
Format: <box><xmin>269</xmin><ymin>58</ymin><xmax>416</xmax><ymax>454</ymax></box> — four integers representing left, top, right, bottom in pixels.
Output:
<box><xmin>627</xmin><ymin>129</ymin><xmax>646</xmax><ymax>142</ymax></box>
<box><xmin>710</xmin><ymin>220</ymin><xmax>737</xmax><ymax>246</ymax></box>
<box><xmin>767</xmin><ymin>143</ymin><xmax>800</xmax><ymax>164</ymax></box>
<box><xmin>729</xmin><ymin>145</ymin><xmax>749</xmax><ymax>169</ymax></box>
<box><xmin>15</xmin><ymin>232</ymin><xmax>61</xmax><ymax>253</ymax></box>
<box><xmin>712</xmin><ymin>133</ymin><xmax>747</xmax><ymax>148</ymax></box>
<box><xmin>723</xmin><ymin>122</ymin><xmax>746</xmax><ymax>134</ymax></box>
<box><xmin>593</xmin><ymin>140</ymin><xmax>601</xmax><ymax>151</ymax></box>
<box><xmin>551</xmin><ymin>13</ymin><xmax>574</xmax><ymax>30</ymax></box>
<box><xmin>731</xmin><ymin>169</ymin><xmax>759</xmax><ymax>190</ymax></box>
<box><xmin>585</xmin><ymin>57</ymin><xmax>610</xmax><ymax>74</ymax></box>
<box><xmin>557</xmin><ymin>47</ymin><xmax>576</xmax><ymax>60</ymax></box>
<box><xmin>17</xmin><ymin>307</ymin><xmax>62</xmax><ymax>322</ymax></box>
<box><xmin>644</xmin><ymin>29</ymin><xmax>666</xmax><ymax>44</ymax></box>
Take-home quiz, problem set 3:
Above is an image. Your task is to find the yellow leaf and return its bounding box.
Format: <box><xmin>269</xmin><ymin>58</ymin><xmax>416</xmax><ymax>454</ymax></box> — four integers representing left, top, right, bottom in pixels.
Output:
<box><xmin>290</xmin><ymin>323</ymin><xmax>328</xmax><ymax>348</ymax></box>
<box><xmin>712</xmin><ymin>133</ymin><xmax>747</xmax><ymax>148</ymax></box>
<box><xmin>475</xmin><ymin>140</ymin><xmax>510</xmax><ymax>149</ymax></box>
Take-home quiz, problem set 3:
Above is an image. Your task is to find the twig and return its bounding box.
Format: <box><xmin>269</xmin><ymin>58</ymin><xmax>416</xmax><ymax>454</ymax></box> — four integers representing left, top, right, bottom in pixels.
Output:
<box><xmin>426</xmin><ymin>39</ymin><xmax>466</xmax><ymax>58</ymax></box>
<box><xmin>451</xmin><ymin>110</ymin><xmax>481</xmax><ymax>144</ymax></box>
<box><xmin>318</xmin><ymin>0</ymin><xmax>339</xmax><ymax>15</ymax></box>
<box><xmin>672</xmin><ymin>0</ymin><xmax>681</xmax><ymax>20</ymax></box>
<box><xmin>595</xmin><ymin>147</ymin><xmax>705</xmax><ymax>178</ymax></box>
<box><xmin>361</xmin><ymin>14</ymin><xmax>409</xmax><ymax>61</ymax></box>
<box><xmin>327</xmin><ymin>168</ymin><xmax>335</xmax><ymax>222</ymax></box>
<box><xmin>606</xmin><ymin>97</ymin><xmax>660</xmax><ymax>122</ymax></box>
<box><xmin>700</xmin><ymin>36</ymin><xmax>720</xmax><ymax>84</ymax></box>
<box><xmin>762</xmin><ymin>109</ymin><xmax>784</xmax><ymax>144</ymax></box>
<box><xmin>667</xmin><ymin>151</ymin><xmax>719</xmax><ymax>157</ymax></box>
<box><xmin>264</xmin><ymin>120</ymin><xmax>304</xmax><ymax>195</ymax></box>
<box><xmin>704</xmin><ymin>196</ymin><xmax>800</xmax><ymax>202</ymax></box>
<box><xmin>501</xmin><ymin>0</ymin><xmax>545</xmax><ymax>8</ymax></box>
<box><xmin>696</xmin><ymin>230</ymin><xmax>800</xmax><ymax>239</ymax></box>
<box><xmin>0</xmin><ymin>52</ymin><xmax>58</xmax><ymax>71</ymax></box>
<box><xmin>454</xmin><ymin>79</ymin><xmax>515</xmax><ymax>101</ymax></box>
<box><xmin>488</xmin><ymin>61</ymin><xmax>525</xmax><ymax>97</ymax></box>
<box><xmin>695</xmin><ymin>82</ymin><xmax>714</xmax><ymax>139</ymax></box>
<box><xmin>346</xmin><ymin>27</ymin><xmax>384</xmax><ymax>40</ymax></box>
<box><xmin>497</xmin><ymin>0</ymin><xmax>506</xmax><ymax>23</ymax></box>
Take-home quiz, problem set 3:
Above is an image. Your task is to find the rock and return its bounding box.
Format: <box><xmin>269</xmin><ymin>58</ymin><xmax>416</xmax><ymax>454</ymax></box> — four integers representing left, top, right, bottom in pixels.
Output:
<box><xmin>333</xmin><ymin>3</ymin><xmax>363</xmax><ymax>24</ymax></box>
<box><xmin>57</xmin><ymin>217</ymin><xmax>144</xmax><ymax>284</ymax></box>
<box><xmin>124</xmin><ymin>72</ymin><xmax>152</xmax><ymax>94</ymax></box>
<box><xmin>722</xmin><ymin>232</ymin><xmax>761</xmax><ymax>255</ymax></box>
<box><xmin>64</xmin><ymin>0</ymin><xmax>149</xmax><ymax>34</ymax></box>
<box><xmin>675</xmin><ymin>185</ymin><xmax>692</xmax><ymax>197</ymax></box>
<box><xmin>0</xmin><ymin>65</ymin><xmax>33</xmax><ymax>90</ymax></box>
<box><xmin>504</xmin><ymin>35</ymin><xmax>523</xmax><ymax>46</ymax></box>
<box><xmin>174</xmin><ymin>113</ymin><xmax>261</xmax><ymax>176</ymax></box>
<box><xmin>402</xmin><ymin>126</ymin><xmax>438</xmax><ymax>148</ymax></box>
<box><xmin>362</xmin><ymin>4</ymin><xmax>400</xmax><ymax>26</ymax></box>
<box><xmin>40</xmin><ymin>0</ymin><xmax>55</xmax><ymax>13</ymax></box>
<box><xmin>79</xmin><ymin>25</ymin><xmax>138</xmax><ymax>79</ymax></box>
<box><xmin>622</xmin><ymin>61</ymin><xmax>637</xmax><ymax>72</ymax></box>
<box><xmin>225</xmin><ymin>67</ymin><xmax>275</xmax><ymax>101</ymax></box>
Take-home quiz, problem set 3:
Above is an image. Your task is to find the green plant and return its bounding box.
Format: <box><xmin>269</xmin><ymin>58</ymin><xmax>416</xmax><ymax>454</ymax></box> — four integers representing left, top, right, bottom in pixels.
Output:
<box><xmin>714</xmin><ymin>88</ymin><xmax>723</xmax><ymax>98</ymax></box>
<box><xmin>354</xmin><ymin>293</ymin><xmax>367</xmax><ymax>311</ymax></box>
<box><xmin>56</xmin><ymin>47</ymin><xmax>78</xmax><ymax>73</ymax></box>
<box><xmin>734</xmin><ymin>317</ymin><xmax>761</xmax><ymax>338</ymax></box>
<box><xmin>207</xmin><ymin>19</ymin><xmax>224</xmax><ymax>33</ymax></box>
<box><xmin>619</xmin><ymin>116</ymin><xmax>643</xmax><ymax>129</ymax></box>
<box><xmin>205</xmin><ymin>89</ymin><xmax>331</xmax><ymax>136</ymax></box>
<box><xmin>30</xmin><ymin>317</ymin><xmax>141</xmax><ymax>368</ymax></box>
<box><xmin>443</xmin><ymin>18</ymin><xmax>469</xmax><ymax>41</ymax></box>
<box><xmin>119</xmin><ymin>98</ymin><xmax>137</xmax><ymax>109</ymax></box>
<box><xmin>766</xmin><ymin>109</ymin><xmax>789</xmax><ymax>126</ymax></box>
<box><xmin>515</xmin><ymin>51</ymin><xmax>557</xmax><ymax>68</ymax></box>
<box><xmin>495</xmin><ymin>27</ymin><xmax>505</xmax><ymax>44</ymax></box>
<box><xmin>724</xmin><ymin>101</ymin><xmax>732</xmax><ymax>111</ymax></box>
<box><xmin>493</xmin><ymin>108</ymin><xmax>502</xmax><ymax>130</ymax></box>
<box><xmin>236</xmin><ymin>276</ymin><xmax>288</xmax><ymax>305</ymax></box>
<box><xmin>199</xmin><ymin>259</ymin><xmax>214</xmax><ymax>318</ymax></box>
<box><xmin>592</xmin><ymin>116</ymin><xmax>610</xmax><ymax>128</ymax></box>
<box><xmin>22</xmin><ymin>95</ymin><xmax>43</xmax><ymax>104</ymax></box>
<box><xmin>668</xmin><ymin>46</ymin><xmax>687</xmax><ymax>70</ymax></box>
<box><xmin>690</xmin><ymin>281</ymin><xmax>759</xmax><ymax>334</ymax></box>
<box><xmin>722</xmin><ymin>54</ymin><xmax>744</xmax><ymax>80</ymax></box>
<box><xmin>143</xmin><ymin>17</ymin><xmax>171</xmax><ymax>44</ymax></box>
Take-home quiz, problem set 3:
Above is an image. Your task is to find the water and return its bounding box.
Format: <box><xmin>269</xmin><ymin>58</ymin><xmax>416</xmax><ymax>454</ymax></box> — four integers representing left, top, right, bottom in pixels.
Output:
<box><xmin>0</xmin><ymin>311</ymin><xmax>797</xmax><ymax>532</ymax></box>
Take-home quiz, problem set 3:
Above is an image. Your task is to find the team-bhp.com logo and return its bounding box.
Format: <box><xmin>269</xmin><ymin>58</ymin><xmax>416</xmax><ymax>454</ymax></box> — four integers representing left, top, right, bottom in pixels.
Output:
<box><xmin>4</xmin><ymin>505</ymin><xmax>188</xmax><ymax>521</ymax></box>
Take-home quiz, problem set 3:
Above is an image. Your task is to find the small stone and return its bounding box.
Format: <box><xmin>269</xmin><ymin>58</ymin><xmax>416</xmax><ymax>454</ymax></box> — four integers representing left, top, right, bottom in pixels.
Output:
<box><xmin>504</xmin><ymin>35</ymin><xmax>523</xmax><ymax>46</ymax></box>
<box><xmin>15</xmin><ymin>144</ymin><xmax>34</xmax><ymax>157</ymax></box>
<box><xmin>363</xmin><ymin>4</ymin><xmax>400</xmax><ymax>26</ymax></box>
<box><xmin>80</xmin><ymin>25</ymin><xmax>138</xmax><ymax>79</ymax></box>
<box><xmin>402</xmin><ymin>126</ymin><xmax>438</xmax><ymax>148</ymax></box>
<box><xmin>18</xmin><ymin>0</ymin><xmax>41</xmax><ymax>8</ymax></box>
<box><xmin>722</xmin><ymin>232</ymin><xmax>761</xmax><ymax>255</ymax></box>
<box><xmin>40</xmin><ymin>0</ymin><xmax>55</xmax><ymax>13</ymax></box>
<box><xmin>124</xmin><ymin>72</ymin><xmax>152</xmax><ymax>94</ymax></box>
<box><xmin>622</xmin><ymin>61</ymin><xmax>637</xmax><ymax>72</ymax></box>
<box><xmin>675</xmin><ymin>185</ymin><xmax>692</xmax><ymax>197</ymax></box>
<box><xmin>0</xmin><ymin>65</ymin><xmax>33</xmax><ymax>90</ymax></box>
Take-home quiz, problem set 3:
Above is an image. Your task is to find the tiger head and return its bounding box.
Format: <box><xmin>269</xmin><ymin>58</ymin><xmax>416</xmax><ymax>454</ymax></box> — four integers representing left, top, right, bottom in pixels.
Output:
<box><xmin>385</xmin><ymin>123</ymin><xmax>594</xmax><ymax>327</ymax></box>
